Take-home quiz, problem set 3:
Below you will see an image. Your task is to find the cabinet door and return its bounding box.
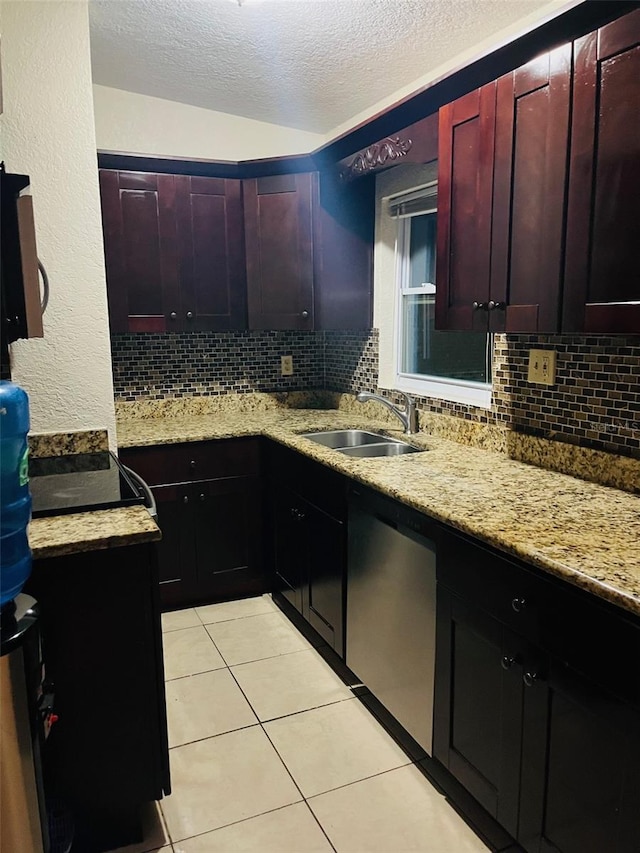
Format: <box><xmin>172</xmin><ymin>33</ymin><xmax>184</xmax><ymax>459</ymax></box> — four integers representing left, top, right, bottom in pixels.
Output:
<box><xmin>563</xmin><ymin>9</ymin><xmax>640</xmax><ymax>332</ymax></box>
<box><xmin>153</xmin><ymin>483</ymin><xmax>196</xmax><ymax>609</ymax></box>
<box><xmin>99</xmin><ymin>170</ymin><xmax>180</xmax><ymax>333</ymax></box>
<box><xmin>272</xmin><ymin>486</ymin><xmax>306</xmax><ymax>613</ymax></box>
<box><xmin>244</xmin><ymin>173</ymin><xmax>314</xmax><ymax>330</ymax></box>
<box><xmin>193</xmin><ymin>476</ymin><xmax>265</xmax><ymax>602</ymax></box>
<box><xmin>491</xmin><ymin>46</ymin><xmax>571</xmax><ymax>333</ymax></box>
<box><xmin>433</xmin><ymin>588</ymin><xmax>523</xmax><ymax>837</ymax></box>
<box><xmin>175</xmin><ymin>176</ymin><xmax>247</xmax><ymax>331</ymax></box>
<box><xmin>436</xmin><ymin>85</ymin><xmax>496</xmax><ymax>331</ymax></box>
<box><xmin>518</xmin><ymin>658</ymin><xmax>640</xmax><ymax>853</ymax></box>
<box><xmin>312</xmin><ymin>171</ymin><xmax>374</xmax><ymax>330</ymax></box>
<box><xmin>303</xmin><ymin>502</ymin><xmax>345</xmax><ymax>657</ymax></box>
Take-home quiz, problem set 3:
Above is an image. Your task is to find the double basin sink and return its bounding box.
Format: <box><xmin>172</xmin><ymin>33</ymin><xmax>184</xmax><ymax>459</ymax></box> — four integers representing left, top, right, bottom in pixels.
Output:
<box><xmin>301</xmin><ymin>429</ymin><xmax>423</xmax><ymax>458</ymax></box>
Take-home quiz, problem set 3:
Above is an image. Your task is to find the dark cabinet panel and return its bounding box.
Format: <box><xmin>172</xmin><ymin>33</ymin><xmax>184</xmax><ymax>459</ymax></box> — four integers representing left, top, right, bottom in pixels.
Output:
<box><xmin>519</xmin><ymin>659</ymin><xmax>640</xmax><ymax>853</ymax></box>
<box><xmin>25</xmin><ymin>544</ymin><xmax>170</xmax><ymax>848</ymax></box>
<box><xmin>313</xmin><ymin>172</ymin><xmax>374</xmax><ymax>330</ymax></box>
<box><xmin>436</xmin><ymin>528</ymin><xmax>640</xmax><ymax>852</ymax></box>
<box><xmin>193</xmin><ymin>476</ymin><xmax>264</xmax><ymax>600</ymax></box>
<box><xmin>491</xmin><ymin>45</ymin><xmax>571</xmax><ymax>333</ymax></box>
<box><xmin>153</xmin><ymin>483</ymin><xmax>195</xmax><ymax>609</ymax></box>
<box><xmin>563</xmin><ymin>8</ymin><xmax>640</xmax><ymax>332</ymax></box>
<box><xmin>268</xmin><ymin>444</ymin><xmax>347</xmax><ymax>657</ymax></box>
<box><xmin>436</xmin><ymin>85</ymin><xmax>496</xmax><ymax>331</ymax></box>
<box><xmin>120</xmin><ymin>440</ymin><xmax>265</xmax><ymax>610</ymax></box>
<box><xmin>273</xmin><ymin>486</ymin><xmax>306</xmax><ymax>613</ymax></box>
<box><xmin>434</xmin><ymin>588</ymin><xmax>522</xmax><ymax>837</ymax></box>
<box><xmin>244</xmin><ymin>173</ymin><xmax>315</xmax><ymax>330</ymax></box>
<box><xmin>175</xmin><ymin>176</ymin><xmax>247</xmax><ymax>331</ymax></box>
<box><xmin>99</xmin><ymin>170</ymin><xmax>179</xmax><ymax>333</ymax></box>
<box><xmin>99</xmin><ymin>170</ymin><xmax>246</xmax><ymax>333</ymax></box>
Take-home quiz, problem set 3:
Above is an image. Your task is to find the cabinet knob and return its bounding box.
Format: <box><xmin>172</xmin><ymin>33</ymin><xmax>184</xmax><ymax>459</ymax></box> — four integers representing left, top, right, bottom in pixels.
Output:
<box><xmin>169</xmin><ymin>311</ymin><xmax>177</xmax><ymax>320</ymax></box>
<box><xmin>183</xmin><ymin>495</ymin><xmax>189</xmax><ymax>504</ymax></box>
<box><xmin>200</xmin><ymin>493</ymin><xmax>205</xmax><ymax>502</ymax></box>
<box><xmin>190</xmin><ymin>460</ymin><xmax>197</xmax><ymax>469</ymax></box>
<box><xmin>501</xmin><ymin>655</ymin><xmax>515</xmax><ymax>671</ymax></box>
<box><xmin>301</xmin><ymin>310</ymin><xmax>309</xmax><ymax>319</ymax></box>
<box><xmin>472</xmin><ymin>301</ymin><xmax>488</xmax><ymax>311</ymax></box>
<box><xmin>511</xmin><ymin>597</ymin><xmax>526</xmax><ymax>613</ymax></box>
<box><xmin>186</xmin><ymin>311</ymin><xmax>194</xmax><ymax>320</ymax></box>
<box><xmin>488</xmin><ymin>301</ymin><xmax>506</xmax><ymax>311</ymax></box>
<box><xmin>523</xmin><ymin>671</ymin><xmax>539</xmax><ymax>688</ymax></box>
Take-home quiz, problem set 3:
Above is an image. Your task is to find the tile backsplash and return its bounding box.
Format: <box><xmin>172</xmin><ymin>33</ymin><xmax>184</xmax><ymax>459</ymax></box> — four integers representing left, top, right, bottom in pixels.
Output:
<box><xmin>111</xmin><ymin>331</ymin><xmax>324</xmax><ymax>399</ymax></box>
<box><xmin>112</xmin><ymin>328</ymin><xmax>640</xmax><ymax>458</ymax></box>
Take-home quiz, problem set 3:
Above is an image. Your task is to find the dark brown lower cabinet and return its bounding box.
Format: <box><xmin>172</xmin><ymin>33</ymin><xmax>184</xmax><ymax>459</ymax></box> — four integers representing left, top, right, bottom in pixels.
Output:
<box><xmin>273</xmin><ymin>485</ymin><xmax>345</xmax><ymax>655</ymax></box>
<box><xmin>25</xmin><ymin>543</ymin><xmax>170</xmax><ymax>852</ymax></box>
<box><xmin>435</xmin><ymin>531</ymin><xmax>640</xmax><ymax>853</ymax></box>
<box><xmin>268</xmin><ymin>442</ymin><xmax>347</xmax><ymax>658</ymax></box>
<box><xmin>120</xmin><ymin>439</ymin><xmax>265</xmax><ymax>609</ymax></box>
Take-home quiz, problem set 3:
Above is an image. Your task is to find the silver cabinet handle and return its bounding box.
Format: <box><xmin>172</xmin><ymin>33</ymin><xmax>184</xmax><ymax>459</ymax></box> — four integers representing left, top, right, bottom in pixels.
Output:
<box><xmin>301</xmin><ymin>310</ymin><xmax>309</xmax><ymax>319</ymax></box>
<box><xmin>38</xmin><ymin>260</ymin><xmax>50</xmax><ymax>314</ymax></box>
<box><xmin>183</xmin><ymin>495</ymin><xmax>189</xmax><ymax>504</ymax></box>
<box><xmin>186</xmin><ymin>311</ymin><xmax>194</xmax><ymax>320</ymax></box>
<box><xmin>488</xmin><ymin>301</ymin><xmax>506</xmax><ymax>311</ymax></box>
<box><xmin>472</xmin><ymin>301</ymin><xmax>488</xmax><ymax>311</ymax></box>
<box><xmin>169</xmin><ymin>311</ymin><xmax>177</xmax><ymax>320</ymax></box>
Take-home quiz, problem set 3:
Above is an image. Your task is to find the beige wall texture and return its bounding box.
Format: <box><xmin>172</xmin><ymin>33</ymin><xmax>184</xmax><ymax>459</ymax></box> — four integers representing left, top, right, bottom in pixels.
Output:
<box><xmin>1</xmin><ymin>0</ymin><xmax>117</xmax><ymax>446</ymax></box>
<box><xmin>93</xmin><ymin>84</ymin><xmax>325</xmax><ymax>161</ymax></box>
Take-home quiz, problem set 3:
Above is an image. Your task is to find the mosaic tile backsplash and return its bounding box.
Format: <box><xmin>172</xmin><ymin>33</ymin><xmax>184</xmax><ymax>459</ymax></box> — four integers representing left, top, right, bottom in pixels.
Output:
<box><xmin>112</xmin><ymin>329</ymin><xmax>640</xmax><ymax>458</ymax></box>
<box><xmin>111</xmin><ymin>331</ymin><xmax>324</xmax><ymax>399</ymax></box>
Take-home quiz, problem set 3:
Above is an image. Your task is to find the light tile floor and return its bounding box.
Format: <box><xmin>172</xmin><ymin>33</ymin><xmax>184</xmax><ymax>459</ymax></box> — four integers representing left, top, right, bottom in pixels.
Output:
<box><xmin>108</xmin><ymin>594</ymin><xmax>490</xmax><ymax>853</ymax></box>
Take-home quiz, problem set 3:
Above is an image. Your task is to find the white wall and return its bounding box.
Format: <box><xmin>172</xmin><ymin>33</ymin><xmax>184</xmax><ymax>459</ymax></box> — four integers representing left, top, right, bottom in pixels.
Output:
<box><xmin>93</xmin><ymin>85</ymin><xmax>325</xmax><ymax>161</ymax></box>
<box><xmin>374</xmin><ymin>163</ymin><xmax>438</xmax><ymax>389</ymax></box>
<box><xmin>1</xmin><ymin>1</ymin><xmax>117</xmax><ymax>446</ymax></box>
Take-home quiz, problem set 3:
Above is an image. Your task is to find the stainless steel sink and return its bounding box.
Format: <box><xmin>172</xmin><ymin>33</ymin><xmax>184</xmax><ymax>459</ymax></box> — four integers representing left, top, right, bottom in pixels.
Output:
<box><xmin>301</xmin><ymin>429</ymin><xmax>424</xmax><ymax>457</ymax></box>
<box><xmin>340</xmin><ymin>443</ymin><xmax>421</xmax><ymax>457</ymax></box>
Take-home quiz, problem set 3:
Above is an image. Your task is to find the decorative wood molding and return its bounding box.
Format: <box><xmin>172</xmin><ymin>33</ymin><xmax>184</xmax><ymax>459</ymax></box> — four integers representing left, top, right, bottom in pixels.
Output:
<box><xmin>340</xmin><ymin>136</ymin><xmax>413</xmax><ymax>180</ymax></box>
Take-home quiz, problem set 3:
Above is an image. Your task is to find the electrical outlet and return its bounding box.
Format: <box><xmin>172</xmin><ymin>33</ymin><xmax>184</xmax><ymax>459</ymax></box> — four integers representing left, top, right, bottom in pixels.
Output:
<box><xmin>281</xmin><ymin>355</ymin><xmax>293</xmax><ymax>376</ymax></box>
<box><xmin>527</xmin><ymin>349</ymin><xmax>557</xmax><ymax>385</ymax></box>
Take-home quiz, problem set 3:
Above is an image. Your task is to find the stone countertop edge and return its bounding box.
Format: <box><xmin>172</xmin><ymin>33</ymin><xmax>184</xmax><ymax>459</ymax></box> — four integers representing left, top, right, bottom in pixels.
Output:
<box><xmin>116</xmin><ymin>409</ymin><xmax>640</xmax><ymax>619</ymax></box>
<box><xmin>29</xmin><ymin>506</ymin><xmax>161</xmax><ymax>561</ymax></box>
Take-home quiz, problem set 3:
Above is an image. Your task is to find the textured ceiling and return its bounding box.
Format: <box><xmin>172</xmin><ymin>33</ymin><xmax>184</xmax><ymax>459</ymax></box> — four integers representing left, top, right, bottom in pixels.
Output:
<box><xmin>89</xmin><ymin>0</ymin><xmax>562</xmax><ymax>135</ymax></box>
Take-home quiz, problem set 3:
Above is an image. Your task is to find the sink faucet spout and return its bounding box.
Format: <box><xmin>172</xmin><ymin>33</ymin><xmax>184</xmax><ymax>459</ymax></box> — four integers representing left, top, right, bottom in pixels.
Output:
<box><xmin>356</xmin><ymin>391</ymin><xmax>418</xmax><ymax>435</ymax></box>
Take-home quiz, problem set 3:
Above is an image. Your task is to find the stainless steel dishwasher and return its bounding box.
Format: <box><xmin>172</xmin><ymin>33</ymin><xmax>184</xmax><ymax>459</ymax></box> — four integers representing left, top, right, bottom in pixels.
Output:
<box><xmin>347</xmin><ymin>488</ymin><xmax>437</xmax><ymax>755</ymax></box>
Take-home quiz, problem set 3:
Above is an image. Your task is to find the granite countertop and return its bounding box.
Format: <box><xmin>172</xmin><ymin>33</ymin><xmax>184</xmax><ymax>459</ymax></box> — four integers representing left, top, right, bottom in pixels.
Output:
<box><xmin>117</xmin><ymin>408</ymin><xmax>640</xmax><ymax>618</ymax></box>
<box><xmin>29</xmin><ymin>506</ymin><xmax>161</xmax><ymax>560</ymax></box>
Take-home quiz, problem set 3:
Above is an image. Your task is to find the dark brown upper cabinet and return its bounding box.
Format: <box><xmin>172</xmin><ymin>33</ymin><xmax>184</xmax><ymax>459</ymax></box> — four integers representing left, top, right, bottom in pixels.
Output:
<box><xmin>436</xmin><ymin>85</ymin><xmax>496</xmax><ymax>332</ymax></box>
<box><xmin>244</xmin><ymin>171</ymin><xmax>373</xmax><ymax>331</ymax></box>
<box><xmin>563</xmin><ymin>8</ymin><xmax>640</xmax><ymax>333</ymax></box>
<box><xmin>490</xmin><ymin>44</ymin><xmax>571</xmax><ymax>333</ymax></box>
<box><xmin>99</xmin><ymin>170</ymin><xmax>246</xmax><ymax>333</ymax></box>
<box><xmin>244</xmin><ymin>173</ymin><xmax>314</xmax><ymax>331</ymax></box>
<box><xmin>437</xmin><ymin>45</ymin><xmax>571</xmax><ymax>334</ymax></box>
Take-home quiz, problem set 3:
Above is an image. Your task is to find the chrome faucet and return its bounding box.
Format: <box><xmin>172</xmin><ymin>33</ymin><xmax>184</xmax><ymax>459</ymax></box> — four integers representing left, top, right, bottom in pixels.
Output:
<box><xmin>356</xmin><ymin>391</ymin><xmax>418</xmax><ymax>435</ymax></box>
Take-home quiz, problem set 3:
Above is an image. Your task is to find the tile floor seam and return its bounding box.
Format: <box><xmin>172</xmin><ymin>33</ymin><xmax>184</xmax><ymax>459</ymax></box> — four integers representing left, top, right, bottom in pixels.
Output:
<box><xmin>167</xmin><ymin>718</ymin><xmax>261</xmax><ymax>751</ymax></box>
<box><xmin>163</xmin><ymin>800</ymin><xmax>330</xmax><ymax>850</ymax></box>
<box><xmin>157</xmin><ymin>596</ymin><xmax>490</xmax><ymax>853</ymax></box>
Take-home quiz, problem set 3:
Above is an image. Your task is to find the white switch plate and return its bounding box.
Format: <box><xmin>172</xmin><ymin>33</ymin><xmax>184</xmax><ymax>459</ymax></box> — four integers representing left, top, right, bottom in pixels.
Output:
<box><xmin>281</xmin><ymin>355</ymin><xmax>294</xmax><ymax>376</ymax></box>
<box><xmin>527</xmin><ymin>349</ymin><xmax>557</xmax><ymax>385</ymax></box>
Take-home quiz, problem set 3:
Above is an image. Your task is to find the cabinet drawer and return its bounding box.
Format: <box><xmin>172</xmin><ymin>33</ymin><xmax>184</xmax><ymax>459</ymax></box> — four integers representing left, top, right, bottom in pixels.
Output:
<box><xmin>120</xmin><ymin>439</ymin><xmax>261</xmax><ymax>486</ymax></box>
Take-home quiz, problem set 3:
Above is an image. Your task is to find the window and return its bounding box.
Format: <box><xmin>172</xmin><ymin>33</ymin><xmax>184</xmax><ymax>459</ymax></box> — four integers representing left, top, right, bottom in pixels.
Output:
<box><xmin>390</xmin><ymin>181</ymin><xmax>492</xmax><ymax>408</ymax></box>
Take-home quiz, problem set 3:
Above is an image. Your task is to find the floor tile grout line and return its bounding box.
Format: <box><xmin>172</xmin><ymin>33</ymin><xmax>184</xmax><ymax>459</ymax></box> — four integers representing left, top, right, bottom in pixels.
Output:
<box><xmin>160</xmin><ymin>598</ymin><xmax>441</xmax><ymax>852</ymax></box>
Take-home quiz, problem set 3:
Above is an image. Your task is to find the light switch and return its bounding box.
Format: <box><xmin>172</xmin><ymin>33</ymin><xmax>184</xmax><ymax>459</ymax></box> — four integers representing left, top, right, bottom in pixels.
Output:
<box><xmin>281</xmin><ymin>355</ymin><xmax>294</xmax><ymax>376</ymax></box>
<box><xmin>527</xmin><ymin>349</ymin><xmax>557</xmax><ymax>385</ymax></box>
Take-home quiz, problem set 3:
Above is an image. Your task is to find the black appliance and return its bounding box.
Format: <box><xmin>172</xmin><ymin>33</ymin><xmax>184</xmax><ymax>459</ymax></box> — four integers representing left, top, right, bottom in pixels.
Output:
<box><xmin>30</xmin><ymin>451</ymin><xmax>154</xmax><ymax>519</ymax></box>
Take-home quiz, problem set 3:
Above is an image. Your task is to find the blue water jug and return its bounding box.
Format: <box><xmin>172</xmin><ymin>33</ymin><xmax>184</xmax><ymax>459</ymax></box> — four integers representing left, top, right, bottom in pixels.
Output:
<box><xmin>0</xmin><ymin>381</ymin><xmax>32</xmax><ymax>606</ymax></box>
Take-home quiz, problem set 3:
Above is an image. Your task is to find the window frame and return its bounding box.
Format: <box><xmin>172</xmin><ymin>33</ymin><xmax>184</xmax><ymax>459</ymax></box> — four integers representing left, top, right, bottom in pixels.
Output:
<box><xmin>391</xmin><ymin>183</ymin><xmax>493</xmax><ymax>409</ymax></box>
